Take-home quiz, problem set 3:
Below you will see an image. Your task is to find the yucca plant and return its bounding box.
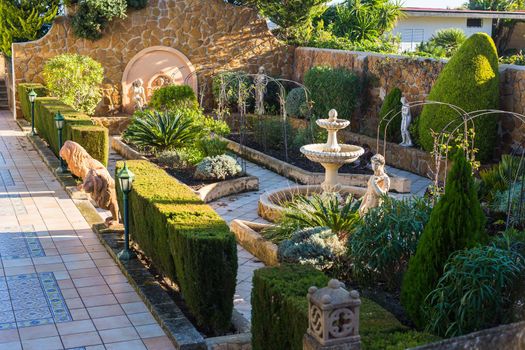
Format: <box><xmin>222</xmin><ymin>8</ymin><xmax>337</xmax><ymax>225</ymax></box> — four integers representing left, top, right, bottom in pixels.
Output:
<box><xmin>123</xmin><ymin>110</ymin><xmax>197</xmax><ymax>154</ymax></box>
<box><xmin>263</xmin><ymin>193</ymin><xmax>361</xmax><ymax>243</ymax></box>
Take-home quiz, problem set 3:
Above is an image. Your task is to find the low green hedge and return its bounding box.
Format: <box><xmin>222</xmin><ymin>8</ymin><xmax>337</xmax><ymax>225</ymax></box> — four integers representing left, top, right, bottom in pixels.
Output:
<box><xmin>252</xmin><ymin>265</ymin><xmax>439</xmax><ymax>350</ymax></box>
<box><xmin>115</xmin><ymin>160</ymin><xmax>237</xmax><ymax>335</ymax></box>
<box><xmin>32</xmin><ymin>96</ymin><xmax>108</xmax><ymax>166</ymax></box>
<box><xmin>18</xmin><ymin>83</ymin><xmax>48</xmax><ymax>122</ymax></box>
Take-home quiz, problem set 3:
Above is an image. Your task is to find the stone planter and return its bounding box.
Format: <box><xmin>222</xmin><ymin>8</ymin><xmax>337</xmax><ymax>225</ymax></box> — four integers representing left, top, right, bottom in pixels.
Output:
<box><xmin>230</xmin><ymin>219</ymin><xmax>279</xmax><ymax>266</ymax></box>
<box><xmin>93</xmin><ymin>116</ymin><xmax>131</xmax><ymax>135</ymax></box>
<box><xmin>222</xmin><ymin>137</ymin><xmax>411</xmax><ymax>193</ymax></box>
<box><xmin>112</xmin><ymin>137</ymin><xmax>259</xmax><ymax>202</ymax></box>
<box><xmin>196</xmin><ymin>176</ymin><xmax>259</xmax><ymax>203</ymax></box>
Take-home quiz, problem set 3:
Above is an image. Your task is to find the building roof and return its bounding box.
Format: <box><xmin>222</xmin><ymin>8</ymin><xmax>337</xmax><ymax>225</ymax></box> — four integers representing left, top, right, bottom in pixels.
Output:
<box><xmin>402</xmin><ymin>7</ymin><xmax>525</xmax><ymax>20</ymax></box>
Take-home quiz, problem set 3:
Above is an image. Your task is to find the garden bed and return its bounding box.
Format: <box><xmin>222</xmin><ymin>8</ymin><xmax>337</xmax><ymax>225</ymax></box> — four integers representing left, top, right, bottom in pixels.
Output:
<box><xmin>230</xmin><ymin>219</ymin><xmax>279</xmax><ymax>266</ymax></box>
<box><xmin>112</xmin><ymin>137</ymin><xmax>259</xmax><ymax>202</ymax></box>
<box><xmin>223</xmin><ymin>137</ymin><xmax>411</xmax><ymax>193</ymax></box>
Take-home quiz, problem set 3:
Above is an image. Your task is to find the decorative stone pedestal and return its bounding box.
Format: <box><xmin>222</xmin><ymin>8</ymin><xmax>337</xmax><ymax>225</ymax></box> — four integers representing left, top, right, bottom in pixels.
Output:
<box><xmin>304</xmin><ymin>279</ymin><xmax>361</xmax><ymax>350</ymax></box>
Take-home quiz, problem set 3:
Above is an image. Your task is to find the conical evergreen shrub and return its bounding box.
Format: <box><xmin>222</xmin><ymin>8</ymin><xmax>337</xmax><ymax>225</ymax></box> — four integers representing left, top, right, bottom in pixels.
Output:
<box><xmin>417</xmin><ymin>33</ymin><xmax>499</xmax><ymax>162</ymax></box>
<box><xmin>378</xmin><ymin>87</ymin><xmax>403</xmax><ymax>142</ymax></box>
<box><xmin>400</xmin><ymin>152</ymin><xmax>488</xmax><ymax>329</ymax></box>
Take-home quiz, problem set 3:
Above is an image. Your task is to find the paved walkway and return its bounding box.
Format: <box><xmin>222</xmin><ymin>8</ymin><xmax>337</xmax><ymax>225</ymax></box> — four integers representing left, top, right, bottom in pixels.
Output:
<box><xmin>0</xmin><ymin>111</ymin><xmax>175</xmax><ymax>350</ymax></box>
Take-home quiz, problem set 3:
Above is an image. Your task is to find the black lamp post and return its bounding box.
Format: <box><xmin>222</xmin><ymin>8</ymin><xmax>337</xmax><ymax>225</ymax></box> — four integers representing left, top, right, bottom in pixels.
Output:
<box><xmin>28</xmin><ymin>89</ymin><xmax>37</xmax><ymax>136</ymax></box>
<box><xmin>54</xmin><ymin>112</ymin><xmax>67</xmax><ymax>174</ymax></box>
<box><xmin>117</xmin><ymin>162</ymin><xmax>135</xmax><ymax>261</ymax></box>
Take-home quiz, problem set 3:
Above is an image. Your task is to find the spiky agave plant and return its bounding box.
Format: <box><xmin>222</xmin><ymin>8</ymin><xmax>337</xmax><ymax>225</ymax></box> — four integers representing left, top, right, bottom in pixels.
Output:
<box><xmin>123</xmin><ymin>110</ymin><xmax>197</xmax><ymax>154</ymax></box>
<box><xmin>263</xmin><ymin>193</ymin><xmax>361</xmax><ymax>243</ymax></box>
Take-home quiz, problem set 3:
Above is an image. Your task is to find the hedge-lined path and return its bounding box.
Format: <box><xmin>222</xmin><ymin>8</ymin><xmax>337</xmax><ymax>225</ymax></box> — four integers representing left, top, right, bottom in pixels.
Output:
<box><xmin>0</xmin><ymin>111</ymin><xmax>175</xmax><ymax>350</ymax></box>
<box><xmin>209</xmin><ymin>159</ymin><xmax>432</xmax><ymax>321</ymax></box>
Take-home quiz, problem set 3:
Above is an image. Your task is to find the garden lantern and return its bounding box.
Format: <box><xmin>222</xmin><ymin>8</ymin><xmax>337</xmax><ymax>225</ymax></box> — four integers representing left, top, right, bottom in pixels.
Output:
<box><xmin>117</xmin><ymin>162</ymin><xmax>135</xmax><ymax>261</ymax></box>
<box><xmin>304</xmin><ymin>279</ymin><xmax>361</xmax><ymax>350</ymax></box>
<box><xmin>28</xmin><ymin>89</ymin><xmax>37</xmax><ymax>136</ymax></box>
<box><xmin>54</xmin><ymin>112</ymin><xmax>67</xmax><ymax>174</ymax></box>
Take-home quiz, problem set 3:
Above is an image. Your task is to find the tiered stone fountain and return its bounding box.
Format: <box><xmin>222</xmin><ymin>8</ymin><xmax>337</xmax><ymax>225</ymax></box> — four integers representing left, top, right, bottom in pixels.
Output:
<box><xmin>258</xmin><ymin>109</ymin><xmax>367</xmax><ymax>222</ymax></box>
<box><xmin>300</xmin><ymin>109</ymin><xmax>364</xmax><ymax>193</ymax></box>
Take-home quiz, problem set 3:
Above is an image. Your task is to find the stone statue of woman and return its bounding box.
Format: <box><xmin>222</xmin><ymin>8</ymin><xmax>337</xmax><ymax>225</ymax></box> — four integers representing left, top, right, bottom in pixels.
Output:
<box><xmin>132</xmin><ymin>78</ymin><xmax>146</xmax><ymax>111</ymax></box>
<box><xmin>254</xmin><ymin>66</ymin><xmax>268</xmax><ymax>116</ymax></box>
<box><xmin>400</xmin><ymin>96</ymin><xmax>413</xmax><ymax>147</ymax></box>
<box><xmin>359</xmin><ymin>154</ymin><xmax>391</xmax><ymax>216</ymax></box>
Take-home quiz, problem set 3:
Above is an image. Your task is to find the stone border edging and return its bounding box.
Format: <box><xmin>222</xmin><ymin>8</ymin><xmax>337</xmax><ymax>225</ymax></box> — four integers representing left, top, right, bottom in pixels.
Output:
<box><xmin>222</xmin><ymin>137</ymin><xmax>411</xmax><ymax>193</ymax></box>
<box><xmin>18</xmin><ymin>121</ymin><xmax>251</xmax><ymax>350</ymax></box>
<box><xmin>230</xmin><ymin>220</ymin><xmax>279</xmax><ymax>266</ymax></box>
<box><xmin>112</xmin><ymin>137</ymin><xmax>260</xmax><ymax>203</ymax></box>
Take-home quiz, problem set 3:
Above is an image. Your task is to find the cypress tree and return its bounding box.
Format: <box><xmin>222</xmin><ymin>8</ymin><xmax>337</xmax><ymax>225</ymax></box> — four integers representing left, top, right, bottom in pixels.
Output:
<box><xmin>378</xmin><ymin>87</ymin><xmax>403</xmax><ymax>142</ymax></box>
<box><xmin>400</xmin><ymin>151</ymin><xmax>488</xmax><ymax>329</ymax></box>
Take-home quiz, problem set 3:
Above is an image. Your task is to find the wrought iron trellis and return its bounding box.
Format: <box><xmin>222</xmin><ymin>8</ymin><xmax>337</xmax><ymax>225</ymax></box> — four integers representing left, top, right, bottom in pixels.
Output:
<box><xmin>377</xmin><ymin>100</ymin><xmax>525</xmax><ymax>230</ymax></box>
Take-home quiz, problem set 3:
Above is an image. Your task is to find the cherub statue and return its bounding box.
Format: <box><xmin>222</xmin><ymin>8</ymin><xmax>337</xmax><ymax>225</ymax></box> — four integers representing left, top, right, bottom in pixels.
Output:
<box><xmin>400</xmin><ymin>96</ymin><xmax>413</xmax><ymax>147</ymax></box>
<box><xmin>60</xmin><ymin>141</ymin><xmax>119</xmax><ymax>226</ymax></box>
<box><xmin>359</xmin><ymin>154</ymin><xmax>391</xmax><ymax>216</ymax></box>
<box><xmin>132</xmin><ymin>78</ymin><xmax>146</xmax><ymax>111</ymax></box>
<box><xmin>254</xmin><ymin>66</ymin><xmax>268</xmax><ymax>115</ymax></box>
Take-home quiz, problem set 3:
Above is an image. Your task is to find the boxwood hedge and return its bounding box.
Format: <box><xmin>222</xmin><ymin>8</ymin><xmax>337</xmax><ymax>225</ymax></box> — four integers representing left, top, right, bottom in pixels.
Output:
<box><xmin>115</xmin><ymin>160</ymin><xmax>238</xmax><ymax>335</ymax></box>
<box><xmin>252</xmin><ymin>265</ymin><xmax>439</xmax><ymax>350</ymax></box>
<box><xmin>33</xmin><ymin>96</ymin><xmax>108</xmax><ymax>166</ymax></box>
<box><xmin>18</xmin><ymin>83</ymin><xmax>48</xmax><ymax>122</ymax></box>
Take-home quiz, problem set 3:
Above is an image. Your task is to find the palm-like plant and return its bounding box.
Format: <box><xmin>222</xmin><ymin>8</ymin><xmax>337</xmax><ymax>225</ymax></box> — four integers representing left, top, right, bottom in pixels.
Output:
<box><xmin>264</xmin><ymin>193</ymin><xmax>361</xmax><ymax>242</ymax></box>
<box><xmin>123</xmin><ymin>110</ymin><xmax>197</xmax><ymax>154</ymax></box>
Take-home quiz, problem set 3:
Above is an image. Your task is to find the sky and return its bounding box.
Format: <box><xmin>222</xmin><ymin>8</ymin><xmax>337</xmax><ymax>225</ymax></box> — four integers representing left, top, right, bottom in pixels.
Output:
<box><xmin>330</xmin><ymin>0</ymin><xmax>466</xmax><ymax>8</ymax></box>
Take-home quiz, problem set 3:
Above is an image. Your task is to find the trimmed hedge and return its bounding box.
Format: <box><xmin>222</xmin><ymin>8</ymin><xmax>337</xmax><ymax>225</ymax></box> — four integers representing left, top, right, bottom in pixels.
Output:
<box><xmin>115</xmin><ymin>160</ymin><xmax>237</xmax><ymax>335</ymax></box>
<box><xmin>33</xmin><ymin>97</ymin><xmax>109</xmax><ymax>166</ymax></box>
<box><xmin>417</xmin><ymin>33</ymin><xmax>499</xmax><ymax>162</ymax></box>
<box><xmin>252</xmin><ymin>265</ymin><xmax>439</xmax><ymax>350</ymax></box>
<box><xmin>18</xmin><ymin>83</ymin><xmax>48</xmax><ymax>122</ymax></box>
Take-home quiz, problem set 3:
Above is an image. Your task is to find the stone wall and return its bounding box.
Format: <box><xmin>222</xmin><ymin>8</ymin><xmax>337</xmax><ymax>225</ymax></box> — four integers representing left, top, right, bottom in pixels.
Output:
<box><xmin>11</xmin><ymin>0</ymin><xmax>294</xmax><ymax>117</ymax></box>
<box><xmin>293</xmin><ymin>47</ymin><xmax>524</xmax><ymax>154</ymax></box>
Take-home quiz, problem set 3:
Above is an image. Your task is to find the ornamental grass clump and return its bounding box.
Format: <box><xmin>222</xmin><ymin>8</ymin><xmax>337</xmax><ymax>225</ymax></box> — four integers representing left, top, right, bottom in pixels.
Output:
<box><xmin>425</xmin><ymin>244</ymin><xmax>525</xmax><ymax>337</ymax></box>
<box><xmin>401</xmin><ymin>152</ymin><xmax>488</xmax><ymax>329</ymax></box>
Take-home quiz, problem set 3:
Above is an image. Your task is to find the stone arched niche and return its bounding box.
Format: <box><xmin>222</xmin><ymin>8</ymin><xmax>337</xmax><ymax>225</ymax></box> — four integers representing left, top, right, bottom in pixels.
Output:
<box><xmin>122</xmin><ymin>46</ymin><xmax>197</xmax><ymax>113</ymax></box>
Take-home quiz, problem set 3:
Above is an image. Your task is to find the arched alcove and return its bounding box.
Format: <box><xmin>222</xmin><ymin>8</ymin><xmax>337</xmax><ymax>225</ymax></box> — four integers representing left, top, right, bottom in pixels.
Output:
<box><xmin>121</xmin><ymin>46</ymin><xmax>197</xmax><ymax>113</ymax></box>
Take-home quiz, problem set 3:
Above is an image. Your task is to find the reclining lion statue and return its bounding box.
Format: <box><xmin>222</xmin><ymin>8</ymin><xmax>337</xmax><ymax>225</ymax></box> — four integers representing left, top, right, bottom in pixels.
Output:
<box><xmin>60</xmin><ymin>141</ymin><xmax>119</xmax><ymax>226</ymax></box>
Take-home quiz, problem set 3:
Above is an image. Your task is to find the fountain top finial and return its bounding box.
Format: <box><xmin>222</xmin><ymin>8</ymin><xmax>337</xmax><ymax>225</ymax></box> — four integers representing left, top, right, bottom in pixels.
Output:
<box><xmin>328</xmin><ymin>109</ymin><xmax>338</xmax><ymax>121</ymax></box>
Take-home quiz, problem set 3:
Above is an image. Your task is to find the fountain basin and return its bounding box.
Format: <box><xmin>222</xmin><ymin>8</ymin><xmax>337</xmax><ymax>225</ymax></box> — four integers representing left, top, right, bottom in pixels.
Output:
<box><xmin>300</xmin><ymin>144</ymin><xmax>365</xmax><ymax>164</ymax></box>
<box><xmin>316</xmin><ymin>118</ymin><xmax>350</xmax><ymax>131</ymax></box>
<box><xmin>258</xmin><ymin>185</ymin><xmax>367</xmax><ymax>222</ymax></box>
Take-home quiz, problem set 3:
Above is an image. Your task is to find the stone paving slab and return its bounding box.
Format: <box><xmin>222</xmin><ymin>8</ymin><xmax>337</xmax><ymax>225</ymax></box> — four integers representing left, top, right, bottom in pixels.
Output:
<box><xmin>0</xmin><ymin>111</ymin><xmax>176</xmax><ymax>350</ymax></box>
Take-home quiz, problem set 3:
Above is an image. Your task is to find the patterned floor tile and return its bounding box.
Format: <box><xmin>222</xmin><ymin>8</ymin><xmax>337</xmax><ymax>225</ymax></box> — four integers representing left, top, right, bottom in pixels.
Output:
<box><xmin>0</xmin><ymin>229</ymin><xmax>45</xmax><ymax>260</ymax></box>
<box><xmin>0</xmin><ymin>272</ymin><xmax>72</xmax><ymax>329</ymax></box>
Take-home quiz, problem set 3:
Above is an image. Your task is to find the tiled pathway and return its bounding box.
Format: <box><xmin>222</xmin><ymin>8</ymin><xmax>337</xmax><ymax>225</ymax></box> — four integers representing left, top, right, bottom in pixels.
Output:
<box><xmin>0</xmin><ymin>111</ymin><xmax>175</xmax><ymax>350</ymax></box>
<box><xmin>210</xmin><ymin>159</ymin><xmax>432</xmax><ymax>320</ymax></box>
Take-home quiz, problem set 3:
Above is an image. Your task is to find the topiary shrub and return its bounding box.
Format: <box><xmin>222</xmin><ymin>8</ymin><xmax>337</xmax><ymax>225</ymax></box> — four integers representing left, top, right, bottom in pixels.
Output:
<box><xmin>194</xmin><ymin>155</ymin><xmax>242</xmax><ymax>180</ymax></box>
<box><xmin>285</xmin><ymin>87</ymin><xmax>308</xmax><ymax>118</ymax></box>
<box><xmin>425</xmin><ymin>245</ymin><xmax>525</xmax><ymax>337</ymax></box>
<box><xmin>304</xmin><ymin>66</ymin><xmax>360</xmax><ymax>119</ymax></box>
<box><xmin>401</xmin><ymin>152</ymin><xmax>488</xmax><ymax>328</ymax></box>
<box><xmin>349</xmin><ymin>197</ymin><xmax>432</xmax><ymax>291</ymax></box>
<box><xmin>43</xmin><ymin>53</ymin><xmax>104</xmax><ymax>115</ymax></box>
<box><xmin>149</xmin><ymin>85</ymin><xmax>199</xmax><ymax>111</ymax></box>
<box><xmin>417</xmin><ymin>33</ymin><xmax>499</xmax><ymax>162</ymax></box>
<box><xmin>277</xmin><ymin>227</ymin><xmax>345</xmax><ymax>270</ymax></box>
<box><xmin>378</xmin><ymin>87</ymin><xmax>403</xmax><ymax>142</ymax></box>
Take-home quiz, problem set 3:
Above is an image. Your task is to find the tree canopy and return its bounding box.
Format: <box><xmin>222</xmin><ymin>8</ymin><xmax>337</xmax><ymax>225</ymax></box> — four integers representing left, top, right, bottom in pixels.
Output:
<box><xmin>0</xmin><ymin>0</ymin><xmax>59</xmax><ymax>56</ymax></box>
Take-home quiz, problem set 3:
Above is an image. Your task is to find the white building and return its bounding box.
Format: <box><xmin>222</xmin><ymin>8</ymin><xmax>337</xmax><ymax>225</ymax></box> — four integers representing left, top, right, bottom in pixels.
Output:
<box><xmin>393</xmin><ymin>7</ymin><xmax>525</xmax><ymax>52</ymax></box>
